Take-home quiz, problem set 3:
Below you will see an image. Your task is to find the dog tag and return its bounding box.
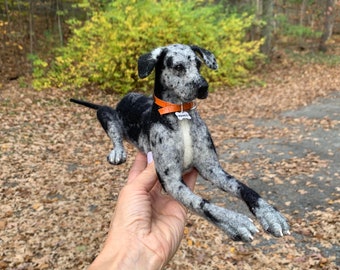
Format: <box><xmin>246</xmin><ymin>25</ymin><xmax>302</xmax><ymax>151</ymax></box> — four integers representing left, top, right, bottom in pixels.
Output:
<box><xmin>175</xmin><ymin>111</ymin><xmax>191</xmax><ymax>120</ymax></box>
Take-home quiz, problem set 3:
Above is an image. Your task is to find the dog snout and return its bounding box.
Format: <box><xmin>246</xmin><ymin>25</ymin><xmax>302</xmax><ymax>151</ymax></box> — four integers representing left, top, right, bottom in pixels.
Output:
<box><xmin>197</xmin><ymin>78</ymin><xmax>208</xmax><ymax>99</ymax></box>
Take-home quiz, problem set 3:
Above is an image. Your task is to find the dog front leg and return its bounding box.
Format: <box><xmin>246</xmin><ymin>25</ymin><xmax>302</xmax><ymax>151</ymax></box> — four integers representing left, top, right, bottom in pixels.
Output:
<box><xmin>198</xmin><ymin>164</ymin><xmax>290</xmax><ymax>237</ymax></box>
<box><xmin>155</xmin><ymin>164</ymin><xmax>258</xmax><ymax>242</ymax></box>
<box><xmin>97</xmin><ymin>106</ymin><xmax>126</xmax><ymax>165</ymax></box>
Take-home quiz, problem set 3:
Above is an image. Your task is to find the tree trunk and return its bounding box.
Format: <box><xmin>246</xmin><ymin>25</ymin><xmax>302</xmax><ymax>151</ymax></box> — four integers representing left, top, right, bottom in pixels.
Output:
<box><xmin>260</xmin><ymin>0</ymin><xmax>274</xmax><ymax>56</ymax></box>
<box><xmin>299</xmin><ymin>0</ymin><xmax>308</xmax><ymax>26</ymax></box>
<box><xmin>4</xmin><ymin>0</ymin><xmax>11</xmax><ymax>34</ymax></box>
<box><xmin>318</xmin><ymin>0</ymin><xmax>336</xmax><ymax>52</ymax></box>
<box><xmin>56</xmin><ymin>0</ymin><xmax>64</xmax><ymax>46</ymax></box>
<box><xmin>298</xmin><ymin>0</ymin><xmax>308</xmax><ymax>47</ymax></box>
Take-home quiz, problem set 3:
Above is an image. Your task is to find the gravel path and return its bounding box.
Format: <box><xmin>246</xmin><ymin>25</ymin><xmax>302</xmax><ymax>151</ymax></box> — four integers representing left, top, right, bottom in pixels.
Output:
<box><xmin>198</xmin><ymin>91</ymin><xmax>340</xmax><ymax>266</ymax></box>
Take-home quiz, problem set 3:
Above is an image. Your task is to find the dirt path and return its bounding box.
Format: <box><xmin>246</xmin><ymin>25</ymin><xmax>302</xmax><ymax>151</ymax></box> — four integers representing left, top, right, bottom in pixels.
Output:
<box><xmin>1</xmin><ymin>62</ymin><xmax>339</xmax><ymax>269</ymax></box>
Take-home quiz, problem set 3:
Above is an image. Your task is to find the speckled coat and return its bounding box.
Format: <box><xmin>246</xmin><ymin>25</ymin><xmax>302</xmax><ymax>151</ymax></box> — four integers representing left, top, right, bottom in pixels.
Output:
<box><xmin>71</xmin><ymin>44</ymin><xmax>290</xmax><ymax>242</ymax></box>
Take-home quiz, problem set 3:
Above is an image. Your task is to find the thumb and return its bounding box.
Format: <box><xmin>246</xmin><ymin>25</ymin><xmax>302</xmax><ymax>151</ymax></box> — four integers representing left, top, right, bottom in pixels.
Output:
<box><xmin>128</xmin><ymin>161</ymin><xmax>158</xmax><ymax>193</ymax></box>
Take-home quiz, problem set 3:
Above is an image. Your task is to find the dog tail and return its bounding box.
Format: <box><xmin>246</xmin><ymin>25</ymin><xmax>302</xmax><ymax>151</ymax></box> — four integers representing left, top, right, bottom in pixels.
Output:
<box><xmin>70</xmin><ymin>98</ymin><xmax>101</xmax><ymax>110</ymax></box>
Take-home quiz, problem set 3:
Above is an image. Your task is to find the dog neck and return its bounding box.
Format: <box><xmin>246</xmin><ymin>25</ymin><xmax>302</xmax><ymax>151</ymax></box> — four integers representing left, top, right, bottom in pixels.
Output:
<box><xmin>153</xmin><ymin>95</ymin><xmax>196</xmax><ymax>115</ymax></box>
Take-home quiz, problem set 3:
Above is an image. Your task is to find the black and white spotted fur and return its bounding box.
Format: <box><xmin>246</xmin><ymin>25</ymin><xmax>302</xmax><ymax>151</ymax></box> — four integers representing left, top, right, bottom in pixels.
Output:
<box><xmin>71</xmin><ymin>44</ymin><xmax>290</xmax><ymax>242</ymax></box>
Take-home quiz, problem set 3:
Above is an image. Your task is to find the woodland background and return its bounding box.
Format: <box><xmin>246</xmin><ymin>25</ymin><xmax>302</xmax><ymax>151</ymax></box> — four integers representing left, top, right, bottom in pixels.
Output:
<box><xmin>1</xmin><ymin>0</ymin><xmax>340</xmax><ymax>269</ymax></box>
<box><xmin>0</xmin><ymin>0</ymin><xmax>339</xmax><ymax>89</ymax></box>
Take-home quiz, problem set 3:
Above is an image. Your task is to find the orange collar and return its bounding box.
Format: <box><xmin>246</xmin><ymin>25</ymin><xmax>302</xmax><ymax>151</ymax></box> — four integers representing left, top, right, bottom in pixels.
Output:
<box><xmin>154</xmin><ymin>96</ymin><xmax>196</xmax><ymax>115</ymax></box>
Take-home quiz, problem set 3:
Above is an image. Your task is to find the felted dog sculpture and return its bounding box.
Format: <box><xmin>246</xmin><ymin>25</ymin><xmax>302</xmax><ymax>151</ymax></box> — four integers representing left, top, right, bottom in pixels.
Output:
<box><xmin>71</xmin><ymin>44</ymin><xmax>290</xmax><ymax>242</ymax></box>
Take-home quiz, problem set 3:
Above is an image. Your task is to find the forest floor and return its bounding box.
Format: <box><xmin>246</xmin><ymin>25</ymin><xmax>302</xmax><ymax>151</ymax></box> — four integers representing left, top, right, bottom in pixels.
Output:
<box><xmin>1</xmin><ymin>48</ymin><xmax>340</xmax><ymax>269</ymax></box>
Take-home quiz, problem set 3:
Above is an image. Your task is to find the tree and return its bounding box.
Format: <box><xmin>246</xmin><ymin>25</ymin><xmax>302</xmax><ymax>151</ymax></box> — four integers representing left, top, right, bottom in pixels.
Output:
<box><xmin>29</xmin><ymin>0</ymin><xmax>34</xmax><ymax>54</ymax></box>
<box><xmin>259</xmin><ymin>0</ymin><xmax>274</xmax><ymax>56</ymax></box>
<box><xmin>318</xmin><ymin>0</ymin><xmax>336</xmax><ymax>52</ymax></box>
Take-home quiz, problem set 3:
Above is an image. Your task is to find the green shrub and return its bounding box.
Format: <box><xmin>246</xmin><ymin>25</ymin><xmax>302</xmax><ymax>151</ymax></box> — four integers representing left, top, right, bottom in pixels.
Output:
<box><xmin>276</xmin><ymin>14</ymin><xmax>322</xmax><ymax>39</ymax></box>
<box><xmin>33</xmin><ymin>0</ymin><xmax>263</xmax><ymax>93</ymax></box>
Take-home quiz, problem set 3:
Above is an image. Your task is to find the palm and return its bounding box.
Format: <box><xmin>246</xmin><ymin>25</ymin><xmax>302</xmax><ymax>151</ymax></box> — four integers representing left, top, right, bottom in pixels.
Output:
<box><xmin>88</xmin><ymin>153</ymin><xmax>197</xmax><ymax>269</ymax></box>
<box><xmin>147</xmin><ymin>186</ymin><xmax>188</xmax><ymax>259</ymax></box>
<box><xmin>117</xmin><ymin>170</ymin><xmax>196</xmax><ymax>262</ymax></box>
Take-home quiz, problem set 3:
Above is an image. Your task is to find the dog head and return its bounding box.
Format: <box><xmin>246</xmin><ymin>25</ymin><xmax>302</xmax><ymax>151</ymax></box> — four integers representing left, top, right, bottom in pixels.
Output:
<box><xmin>138</xmin><ymin>44</ymin><xmax>218</xmax><ymax>102</ymax></box>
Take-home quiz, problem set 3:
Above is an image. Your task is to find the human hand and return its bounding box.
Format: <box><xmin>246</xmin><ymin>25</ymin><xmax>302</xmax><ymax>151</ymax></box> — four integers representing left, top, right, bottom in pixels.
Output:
<box><xmin>88</xmin><ymin>152</ymin><xmax>198</xmax><ymax>270</ymax></box>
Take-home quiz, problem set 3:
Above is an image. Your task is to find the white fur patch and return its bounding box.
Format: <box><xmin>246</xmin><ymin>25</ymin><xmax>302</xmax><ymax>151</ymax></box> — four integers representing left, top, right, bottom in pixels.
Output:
<box><xmin>180</xmin><ymin>120</ymin><xmax>193</xmax><ymax>169</ymax></box>
<box><xmin>151</xmin><ymin>47</ymin><xmax>164</xmax><ymax>60</ymax></box>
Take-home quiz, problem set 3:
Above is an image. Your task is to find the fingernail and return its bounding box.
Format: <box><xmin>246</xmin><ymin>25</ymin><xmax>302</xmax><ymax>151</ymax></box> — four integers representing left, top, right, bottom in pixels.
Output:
<box><xmin>147</xmin><ymin>151</ymin><xmax>153</xmax><ymax>164</ymax></box>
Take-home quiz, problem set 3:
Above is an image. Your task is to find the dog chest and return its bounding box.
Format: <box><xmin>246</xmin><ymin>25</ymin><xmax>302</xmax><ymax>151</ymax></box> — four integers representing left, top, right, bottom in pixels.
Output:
<box><xmin>179</xmin><ymin>119</ymin><xmax>193</xmax><ymax>169</ymax></box>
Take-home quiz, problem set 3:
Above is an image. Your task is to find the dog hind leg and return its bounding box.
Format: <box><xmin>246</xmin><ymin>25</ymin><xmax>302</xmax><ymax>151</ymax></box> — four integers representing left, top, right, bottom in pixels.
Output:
<box><xmin>97</xmin><ymin>106</ymin><xmax>127</xmax><ymax>165</ymax></box>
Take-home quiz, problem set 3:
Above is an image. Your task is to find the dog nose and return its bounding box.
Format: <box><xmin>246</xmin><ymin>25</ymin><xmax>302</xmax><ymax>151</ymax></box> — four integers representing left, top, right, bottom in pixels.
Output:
<box><xmin>197</xmin><ymin>78</ymin><xmax>208</xmax><ymax>99</ymax></box>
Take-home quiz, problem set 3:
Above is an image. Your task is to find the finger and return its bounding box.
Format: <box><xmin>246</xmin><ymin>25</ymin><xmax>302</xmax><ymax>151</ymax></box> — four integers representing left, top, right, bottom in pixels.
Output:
<box><xmin>183</xmin><ymin>169</ymin><xmax>198</xmax><ymax>190</ymax></box>
<box><xmin>147</xmin><ymin>151</ymin><xmax>153</xmax><ymax>164</ymax></box>
<box><xmin>147</xmin><ymin>152</ymin><xmax>166</xmax><ymax>194</ymax></box>
<box><xmin>127</xmin><ymin>152</ymin><xmax>147</xmax><ymax>183</ymax></box>
<box><xmin>131</xmin><ymin>161</ymin><xmax>158</xmax><ymax>192</ymax></box>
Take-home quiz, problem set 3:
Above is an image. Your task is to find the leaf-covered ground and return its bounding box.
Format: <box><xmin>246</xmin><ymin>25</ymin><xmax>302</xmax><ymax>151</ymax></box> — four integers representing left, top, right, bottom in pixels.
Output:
<box><xmin>1</xmin><ymin>60</ymin><xmax>339</xmax><ymax>269</ymax></box>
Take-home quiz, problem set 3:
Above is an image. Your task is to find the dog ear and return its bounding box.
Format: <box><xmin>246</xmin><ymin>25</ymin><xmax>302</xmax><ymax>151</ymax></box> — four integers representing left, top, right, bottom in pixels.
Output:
<box><xmin>190</xmin><ymin>45</ymin><xmax>218</xmax><ymax>70</ymax></box>
<box><xmin>138</xmin><ymin>47</ymin><xmax>165</xmax><ymax>78</ymax></box>
<box><xmin>138</xmin><ymin>53</ymin><xmax>157</xmax><ymax>78</ymax></box>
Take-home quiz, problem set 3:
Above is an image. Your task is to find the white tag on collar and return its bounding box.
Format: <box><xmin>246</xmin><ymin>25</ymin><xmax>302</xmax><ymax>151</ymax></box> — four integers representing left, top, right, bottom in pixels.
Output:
<box><xmin>175</xmin><ymin>111</ymin><xmax>191</xmax><ymax>120</ymax></box>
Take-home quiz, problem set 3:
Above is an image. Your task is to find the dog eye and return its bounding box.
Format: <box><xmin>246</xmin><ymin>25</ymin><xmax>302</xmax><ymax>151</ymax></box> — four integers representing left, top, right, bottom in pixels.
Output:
<box><xmin>174</xmin><ymin>64</ymin><xmax>185</xmax><ymax>72</ymax></box>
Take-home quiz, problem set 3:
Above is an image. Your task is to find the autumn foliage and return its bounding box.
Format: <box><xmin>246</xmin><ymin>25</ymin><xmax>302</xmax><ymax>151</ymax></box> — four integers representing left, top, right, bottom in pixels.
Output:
<box><xmin>32</xmin><ymin>0</ymin><xmax>263</xmax><ymax>92</ymax></box>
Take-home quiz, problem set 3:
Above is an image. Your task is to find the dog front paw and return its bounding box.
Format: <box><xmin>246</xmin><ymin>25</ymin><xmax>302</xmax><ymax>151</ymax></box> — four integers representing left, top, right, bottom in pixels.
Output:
<box><xmin>205</xmin><ymin>205</ymin><xmax>259</xmax><ymax>242</ymax></box>
<box><xmin>107</xmin><ymin>148</ymin><xmax>127</xmax><ymax>165</ymax></box>
<box><xmin>222</xmin><ymin>212</ymin><xmax>259</xmax><ymax>242</ymax></box>
<box><xmin>254</xmin><ymin>199</ymin><xmax>290</xmax><ymax>237</ymax></box>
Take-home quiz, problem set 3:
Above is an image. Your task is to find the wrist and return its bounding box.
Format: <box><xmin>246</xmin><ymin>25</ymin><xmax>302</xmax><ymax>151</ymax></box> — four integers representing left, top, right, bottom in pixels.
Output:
<box><xmin>112</xmin><ymin>244</ymin><xmax>163</xmax><ymax>269</ymax></box>
<box><xmin>89</xmin><ymin>235</ymin><xmax>164</xmax><ymax>270</ymax></box>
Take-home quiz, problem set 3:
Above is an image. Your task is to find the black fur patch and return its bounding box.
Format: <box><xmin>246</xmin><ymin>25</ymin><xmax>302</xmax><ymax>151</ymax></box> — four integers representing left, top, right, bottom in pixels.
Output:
<box><xmin>239</xmin><ymin>182</ymin><xmax>261</xmax><ymax>215</ymax></box>
<box><xmin>97</xmin><ymin>106</ymin><xmax>117</xmax><ymax>132</ymax></box>
<box><xmin>166</xmin><ymin>56</ymin><xmax>173</xmax><ymax>68</ymax></box>
<box><xmin>200</xmin><ymin>199</ymin><xmax>219</xmax><ymax>224</ymax></box>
